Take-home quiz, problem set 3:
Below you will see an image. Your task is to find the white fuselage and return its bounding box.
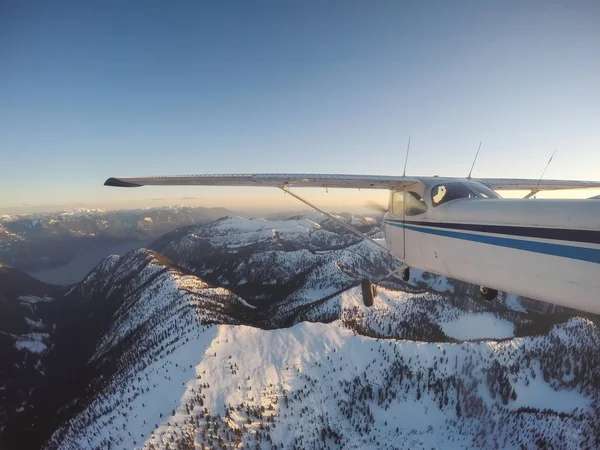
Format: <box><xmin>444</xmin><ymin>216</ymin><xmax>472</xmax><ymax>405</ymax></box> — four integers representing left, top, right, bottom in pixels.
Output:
<box><xmin>383</xmin><ymin>179</ymin><xmax>600</xmax><ymax>314</ymax></box>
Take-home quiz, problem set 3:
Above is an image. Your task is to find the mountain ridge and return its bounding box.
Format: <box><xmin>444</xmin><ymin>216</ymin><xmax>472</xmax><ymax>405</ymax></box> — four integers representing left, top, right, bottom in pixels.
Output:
<box><xmin>1</xmin><ymin>214</ymin><xmax>598</xmax><ymax>450</ymax></box>
<box><xmin>2</xmin><ymin>248</ymin><xmax>259</xmax><ymax>450</ymax></box>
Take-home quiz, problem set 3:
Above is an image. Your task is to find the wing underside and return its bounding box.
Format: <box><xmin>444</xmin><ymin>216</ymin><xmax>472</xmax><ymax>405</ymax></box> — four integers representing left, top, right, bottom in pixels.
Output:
<box><xmin>104</xmin><ymin>174</ymin><xmax>600</xmax><ymax>192</ymax></box>
<box><xmin>104</xmin><ymin>174</ymin><xmax>420</xmax><ymax>190</ymax></box>
<box><xmin>476</xmin><ymin>178</ymin><xmax>600</xmax><ymax>192</ymax></box>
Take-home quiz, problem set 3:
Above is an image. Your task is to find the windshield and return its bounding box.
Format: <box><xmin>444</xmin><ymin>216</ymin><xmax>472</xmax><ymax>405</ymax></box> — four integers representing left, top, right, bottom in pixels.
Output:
<box><xmin>431</xmin><ymin>182</ymin><xmax>500</xmax><ymax>207</ymax></box>
<box><xmin>467</xmin><ymin>182</ymin><xmax>502</xmax><ymax>199</ymax></box>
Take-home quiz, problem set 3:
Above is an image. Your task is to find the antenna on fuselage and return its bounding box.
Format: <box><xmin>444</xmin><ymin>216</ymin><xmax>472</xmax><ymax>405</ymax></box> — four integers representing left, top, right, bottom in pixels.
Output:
<box><xmin>467</xmin><ymin>141</ymin><xmax>482</xmax><ymax>180</ymax></box>
<box><xmin>402</xmin><ymin>137</ymin><xmax>411</xmax><ymax>177</ymax></box>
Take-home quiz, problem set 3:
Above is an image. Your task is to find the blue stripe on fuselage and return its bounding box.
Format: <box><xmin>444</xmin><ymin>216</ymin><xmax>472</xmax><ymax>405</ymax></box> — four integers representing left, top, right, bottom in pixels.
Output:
<box><xmin>384</xmin><ymin>220</ymin><xmax>600</xmax><ymax>264</ymax></box>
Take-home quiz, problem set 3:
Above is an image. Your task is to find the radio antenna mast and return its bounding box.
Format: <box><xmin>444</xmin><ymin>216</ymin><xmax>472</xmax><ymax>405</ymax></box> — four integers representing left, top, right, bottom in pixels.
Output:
<box><xmin>402</xmin><ymin>137</ymin><xmax>411</xmax><ymax>177</ymax></box>
<box><xmin>467</xmin><ymin>141</ymin><xmax>482</xmax><ymax>179</ymax></box>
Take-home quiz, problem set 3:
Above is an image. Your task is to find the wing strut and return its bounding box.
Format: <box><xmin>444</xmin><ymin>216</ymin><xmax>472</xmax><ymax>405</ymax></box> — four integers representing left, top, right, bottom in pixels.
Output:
<box><xmin>280</xmin><ymin>187</ymin><xmax>390</xmax><ymax>253</ymax></box>
<box><xmin>280</xmin><ymin>187</ymin><xmax>408</xmax><ymax>284</ymax></box>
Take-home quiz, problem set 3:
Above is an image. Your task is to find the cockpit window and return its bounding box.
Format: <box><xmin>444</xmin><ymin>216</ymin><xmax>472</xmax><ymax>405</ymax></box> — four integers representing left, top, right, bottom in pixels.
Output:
<box><xmin>391</xmin><ymin>191</ymin><xmax>404</xmax><ymax>215</ymax></box>
<box><xmin>431</xmin><ymin>182</ymin><xmax>500</xmax><ymax>207</ymax></box>
<box><xmin>405</xmin><ymin>191</ymin><xmax>428</xmax><ymax>216</ymax></box>
<box><xmin>467</xmin><ymin>183</ymin><xmax>502</xmax><ymax>199</ymax></box>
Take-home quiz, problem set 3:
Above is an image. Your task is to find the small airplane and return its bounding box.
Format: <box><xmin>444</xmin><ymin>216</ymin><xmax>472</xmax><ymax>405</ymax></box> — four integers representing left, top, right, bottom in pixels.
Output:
<box><xmin>105</xmin><ymin>173</ymin><xmax>600</xmax><ymax>315</ymax></box>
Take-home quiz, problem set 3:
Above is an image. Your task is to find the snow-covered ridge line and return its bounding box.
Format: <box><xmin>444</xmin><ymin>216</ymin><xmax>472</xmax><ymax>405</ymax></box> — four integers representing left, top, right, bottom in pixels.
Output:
<box><xmin>45</xmin><ymin>311</ymin><xmax>600</xmax><ymax>450</ymax></box>
<box><xmin>18</xmin><ymin>295</ymin><xmax>55</xmax><ymax>304</ymax></box>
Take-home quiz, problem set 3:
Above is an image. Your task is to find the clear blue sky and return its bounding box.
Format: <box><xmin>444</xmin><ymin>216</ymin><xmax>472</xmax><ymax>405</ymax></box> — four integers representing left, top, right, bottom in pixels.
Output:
<box><xmin>1</xmin><ymin>1</ymin><xmax>599</xmax><ymax>212</ymax></box>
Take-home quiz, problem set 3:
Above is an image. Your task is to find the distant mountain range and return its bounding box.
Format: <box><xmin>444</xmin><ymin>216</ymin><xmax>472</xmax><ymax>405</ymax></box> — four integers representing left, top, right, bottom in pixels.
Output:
<box><xmin>0</xmin><ymin>214</ymin><xmax>598</xmax><ymax>449</ymax></box>
<box><xmin>0</xmin><ymin>206</ymin><xmax>234</xmax><ymax>272</ymax></box>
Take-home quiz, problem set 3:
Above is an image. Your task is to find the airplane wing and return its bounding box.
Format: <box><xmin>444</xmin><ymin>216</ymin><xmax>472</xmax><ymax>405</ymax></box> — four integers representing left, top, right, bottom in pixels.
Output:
<box><xmin>104</xmin><ymin>174</ymin><xmax>600</xmax><ymax>192</ymax></box>
<box><xmin>104</xmin><ymin>174</ymin><xmax>420</xmax><ymax>190</ymax></box>
<box><xmin>476</xmin><ymin>178</ymin><xmax>600</xmax><ymax>192</ymax></box>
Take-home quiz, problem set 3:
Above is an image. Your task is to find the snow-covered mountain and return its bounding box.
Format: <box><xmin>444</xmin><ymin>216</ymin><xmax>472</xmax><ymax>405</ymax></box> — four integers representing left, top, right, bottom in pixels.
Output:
<box><xmin>150</xmin><ymin>215</ymin><xmax>405</xmax><ymax>326</ymax></box>
<box><xmin>1</xmin><ymin>249</ymin><xmax>257</xmax><ymax>449</ymax></box>
<box><xmin>0</xmin><ymin>206</ymin><xmax>234</xmax><ymax>271</ymax></box>
<box><xmin>1</xmin><ymin>214</ymin><xmax>598</xmax><ymax>450</ymax></box>
<box><xmin>40</xmin><ymin>288</ymin><xmax>600</xmax><ymax>450</ymax></box>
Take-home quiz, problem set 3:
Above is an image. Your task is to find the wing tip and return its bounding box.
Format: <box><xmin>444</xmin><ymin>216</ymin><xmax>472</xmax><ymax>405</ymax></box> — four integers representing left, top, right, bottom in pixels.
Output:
<box><xmin>104</xmin><ymin>177</ymin><xmax>142</xmax><ymax>188</ymax></box>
